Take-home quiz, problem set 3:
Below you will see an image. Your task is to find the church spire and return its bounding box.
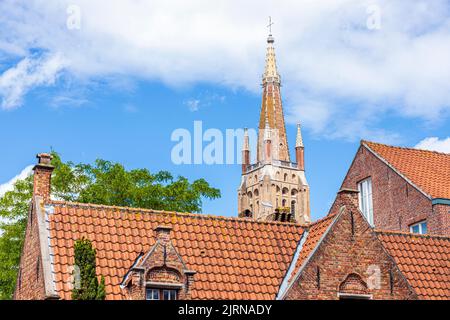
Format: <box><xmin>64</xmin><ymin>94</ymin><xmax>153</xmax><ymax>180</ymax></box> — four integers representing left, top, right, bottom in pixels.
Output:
<box><xmin>262</xmin><ymin>34</ymin><xmax>281</xmax><ymax>85</ymax></box>
<box><xmin>257</xmin><ymin>22</ymin><xmax>290</xmax><ymax>163</ymax></box>
<box><xmin>237</xmin><ymin>24</ymin><xmax>311</xmax><ymax>224</ymax></box>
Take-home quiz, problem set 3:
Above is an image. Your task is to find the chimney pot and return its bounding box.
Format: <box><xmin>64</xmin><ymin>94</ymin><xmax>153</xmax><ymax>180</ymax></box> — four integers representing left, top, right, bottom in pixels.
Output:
<box><xmin>36</xmin><ymin>153</ymin><xmax>53</xmax><ymax>166</ymax></box>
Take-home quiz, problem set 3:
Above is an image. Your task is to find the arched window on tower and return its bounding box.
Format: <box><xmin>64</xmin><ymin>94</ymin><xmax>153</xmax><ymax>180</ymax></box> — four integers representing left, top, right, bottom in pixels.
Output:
<box><xmin>291</xmin><ymin>200</ymin><xmax>296</xmax><ymax>215</ymax></box>
<box><xmin>284</xmin><ymin>173</ymin><xmax>288</xmax><ymax>182</ymax></box>
<box><xmin>282</xmin><ymin>199</ymin><xmax>287</xmax><ymax>207</ymax></box>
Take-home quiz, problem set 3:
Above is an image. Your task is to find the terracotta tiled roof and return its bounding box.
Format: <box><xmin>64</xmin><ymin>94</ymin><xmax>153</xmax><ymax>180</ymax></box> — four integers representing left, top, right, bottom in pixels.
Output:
<box><xmin>46</xmin><ymin>201</ymin><xmax>305</xmax><ymax>300</ymax></box>
<box><xmin>363</xmin><ymin>141</ymin><xmax>450</xmax><ymax>199</ymax></box>
<box><xmin>376</xmin><ymin>230</ymin><xmax>450</xmax><ymax>300</ymax></box>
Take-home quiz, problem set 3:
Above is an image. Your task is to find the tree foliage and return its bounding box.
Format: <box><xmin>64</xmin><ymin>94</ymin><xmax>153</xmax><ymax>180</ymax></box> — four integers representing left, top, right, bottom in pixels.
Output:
<box><xmin>71</xmin><ymin>238</ymin><xmax>106</xmax><ymax>300</ymax></box>
<box><xmin>0</xmin><ymin>152</ymin><xmax>220</xmax><ymax>299</ymax></box>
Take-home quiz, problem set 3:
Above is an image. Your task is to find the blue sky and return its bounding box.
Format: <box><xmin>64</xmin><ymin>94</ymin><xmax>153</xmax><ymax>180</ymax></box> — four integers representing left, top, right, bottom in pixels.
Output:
<box><xmin>1</xmin><ymin>1</ymin><xmax>450</xmax><ymax>220</ymax></box>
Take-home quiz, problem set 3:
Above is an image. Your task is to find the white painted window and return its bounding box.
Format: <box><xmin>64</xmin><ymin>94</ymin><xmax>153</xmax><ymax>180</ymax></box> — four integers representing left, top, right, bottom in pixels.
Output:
<box><xmin>163</xmin><ymin>289</ymin><xmax>177</xmax><ymax>300</ymax></box>
<box><xmin>146</xmin><ymin>288</ymin><xmax>160</xmax><ymax>300</ymax></box>
<box><xmin>410</xmin><ymin>221</ymin><xmax>427</xmax><ymax>234</ymax></box>
<box><xmin>358</xmin><ymin>178</ymin><xmax>374</xmax><ymax>226</ymax></box>
<box><xmin>146</xmin><ymin>288</ymin><xmax>178</xmax><ymax>300</ymax></box>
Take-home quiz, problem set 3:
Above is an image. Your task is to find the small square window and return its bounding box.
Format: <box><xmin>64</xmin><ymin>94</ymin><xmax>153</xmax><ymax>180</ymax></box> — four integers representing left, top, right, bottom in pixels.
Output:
<box><xmin>163</xmin><ymin>289</ymin><xmax>177</xmax><ymax>300</ymax></box>
<box><xmin>146</xmin><ymin>288</ymin><xmax>160</xmax><ymax>300</ymax></box>
<box><xmin>146</xmin><ymin>288</ymin><xmax>178</xmax><ymax>300</ymax></box>
<box><xmin>410</xmin><ymin>221</ymin><xmax>427</xmax><ymax>235</ymax></box>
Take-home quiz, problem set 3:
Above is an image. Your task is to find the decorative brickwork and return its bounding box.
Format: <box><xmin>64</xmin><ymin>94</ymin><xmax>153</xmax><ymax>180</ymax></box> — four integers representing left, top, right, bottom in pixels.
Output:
<box><xmin>283</xmin><ymin>192</ymin><xmax>417</xmax><ymax>300</ymax></box>
<box><xmin>122</xmin><ymin>226</ymin><xmax>195</xmax><ymax>300</ymax></box>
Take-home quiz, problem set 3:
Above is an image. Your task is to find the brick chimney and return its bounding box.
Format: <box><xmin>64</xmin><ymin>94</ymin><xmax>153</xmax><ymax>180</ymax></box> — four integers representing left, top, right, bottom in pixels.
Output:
<box><xmin>328</xmin><ymin>188</ymin><xmax>360</xmax><ymax>216</ymax></box>
<box><xmin>33</xmin><ymin>153</ymin><xmax>54</xmax><ymax>201</ymax></box>
<box><xmin>154</xmin><ymin>225</ymin><xmax>172</xmax><ymax>244</ymax></box>
<box><xmin>337</xmin><ymin>188</ymin><xmax>360</xmax><ymax>208</ymax></box>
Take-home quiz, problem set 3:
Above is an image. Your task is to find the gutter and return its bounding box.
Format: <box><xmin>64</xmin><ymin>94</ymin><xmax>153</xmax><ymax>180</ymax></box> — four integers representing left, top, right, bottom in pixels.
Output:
<box><xmin>432</xmin><ymin>198</ymin><xmax>450</xmax><ymax>205</ymax></box>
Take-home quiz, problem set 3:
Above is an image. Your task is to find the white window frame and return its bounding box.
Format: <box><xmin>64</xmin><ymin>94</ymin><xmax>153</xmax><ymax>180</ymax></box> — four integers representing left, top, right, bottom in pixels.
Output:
<box><xmin>146</xmin><ymin>288</ymin><xmax>160</xmax><ymax>300</ymax></box>
<box><xmin>163</xmin><ymin>289</ymin><xmax>177</xmax><ymax>300</ymax></box>
<box><xmin>146</xmin><ymin>287</ymin><xmax>178</xmax><ymax>300</ymax></box>
<box><xmin>358</xmin><ymin>177</ymin><xmax>374</xmax><ymax>226</ymax></box>
<box><xmin>410</xmin><ymin>221</ymin><xmax>427</xmax><ymax>234</ymax></box>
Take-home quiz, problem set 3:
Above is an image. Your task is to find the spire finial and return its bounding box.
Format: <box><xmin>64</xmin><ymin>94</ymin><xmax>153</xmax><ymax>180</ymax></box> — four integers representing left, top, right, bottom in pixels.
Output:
<box><xmin>296</xmin><ymin>123</ymin><xmax>304</xmax><ymax>148</ymax></box>
<box><xmin>267</xmin><ymin>16</ymin><xmax>274</xmax><ymax>35</ymax></box>
<box><xmin>242</xmin><ymin>128</ymin><xmax>250</xmax><ymax>151</ymax></box>
<box><xmin>267</xmin><ymin>16</ymin><xmax>275</xmax><ymax>43</ymax></box>
<box><xmin>262</xmin><ymin>17</ymin><xmax>279</xmax><ymax>83</ymax></box>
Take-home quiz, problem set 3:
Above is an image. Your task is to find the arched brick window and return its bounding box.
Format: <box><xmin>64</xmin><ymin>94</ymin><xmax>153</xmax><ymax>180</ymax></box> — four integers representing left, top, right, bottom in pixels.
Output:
<box><xmin>338</xmin><ymin>273</ymin><xmax>371</xmax><ymax>300</ymax></box>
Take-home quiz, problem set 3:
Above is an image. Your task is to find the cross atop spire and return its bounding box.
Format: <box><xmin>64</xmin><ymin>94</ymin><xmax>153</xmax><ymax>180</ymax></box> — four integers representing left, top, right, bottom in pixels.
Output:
<box><xmin>267</xmin><ymin>16</ymin><xmax>274</xmax><ymax>35</ymax></box>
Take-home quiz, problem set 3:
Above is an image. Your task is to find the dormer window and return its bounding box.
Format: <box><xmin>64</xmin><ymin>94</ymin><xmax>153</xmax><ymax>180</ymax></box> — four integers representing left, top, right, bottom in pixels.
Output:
<box><xmin>410</xmin><ymin>221</ymin><xmax>427</xmax><ymax>235</ymax></box>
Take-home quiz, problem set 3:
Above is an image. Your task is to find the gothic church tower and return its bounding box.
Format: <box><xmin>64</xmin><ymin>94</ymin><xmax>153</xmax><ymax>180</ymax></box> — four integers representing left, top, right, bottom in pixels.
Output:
<box><xmin>238</xmin><ymin>33</ymin><xmax>311</xmax><ymax>224</ymax></box>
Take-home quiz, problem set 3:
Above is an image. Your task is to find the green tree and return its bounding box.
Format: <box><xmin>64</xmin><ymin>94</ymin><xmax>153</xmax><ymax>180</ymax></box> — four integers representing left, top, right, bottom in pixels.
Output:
<box><xmin>0</xmin><ymin>152</ymin><xmax>220</xmax><ymax>299</ymax></box>
<box><xmin>71</xmin><ymin>238</ymin><xmax>105</xmax><ymax>300</ymax></box>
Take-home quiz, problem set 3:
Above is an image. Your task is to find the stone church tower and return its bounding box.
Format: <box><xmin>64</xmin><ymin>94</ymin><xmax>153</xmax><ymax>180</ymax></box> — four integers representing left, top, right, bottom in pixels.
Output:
<box><xmin>238</xmin><ymin>34</ymin><xmax>311</xmax><ymax>224</ymax></box>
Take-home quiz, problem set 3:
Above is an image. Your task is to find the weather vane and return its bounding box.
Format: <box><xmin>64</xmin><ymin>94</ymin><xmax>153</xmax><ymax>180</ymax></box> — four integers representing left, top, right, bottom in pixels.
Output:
<box><xmin>267</xmin><ymin>16</ymin><xmax>274</xmax><ymax>35</ymax></box>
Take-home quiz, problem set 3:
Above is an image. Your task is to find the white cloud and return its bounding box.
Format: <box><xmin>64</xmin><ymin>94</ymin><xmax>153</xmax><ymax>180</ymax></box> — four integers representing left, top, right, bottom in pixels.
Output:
<box><xmin>0</xmin><ymin>165</ymin><xmax>33</xmax><ymax>198</ymax></box>
<box><xmin>415</xmin><ymin>137</ymin><xmax>450</xmax><ymax>153</ymax></box>
<box><xmin>0</xmin><ymin>53</ymin><xmax>67</xmax><ymax>109</ymax></box>
<box><xmin>0</xmin><ymin>0</ymin><xmax>449</xmax><ymax>139</ymax></box>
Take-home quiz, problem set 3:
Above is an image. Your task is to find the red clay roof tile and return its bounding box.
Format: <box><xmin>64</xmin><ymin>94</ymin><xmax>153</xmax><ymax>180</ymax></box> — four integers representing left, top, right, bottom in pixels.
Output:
<box><xmin>364</xmin><ymin>141</ymin><xmax>450</xmax><ymax>199</ymax></box>
<box><xmin>376</xmin><ymin>230</ymin><xmax>450</xmax><ymax>300</ymax></box>
<box><xmin>46</xmin><ymin>200</ymin><xmax>305</xmax><ymax>300</ymax></box>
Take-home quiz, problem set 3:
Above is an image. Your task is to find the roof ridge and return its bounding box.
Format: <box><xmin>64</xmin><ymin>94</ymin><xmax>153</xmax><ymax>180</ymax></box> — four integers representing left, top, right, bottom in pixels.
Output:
<box><xmin>307</xmin><ymin>212</ymin><xmax>336</xmax><ymax>228</ymax></box>
<box><xmin>47</xmin><ymin>200</ymin><xmax>309</xmax><ymax>228</ymax></box>
<box><xmin>362</xmin><ymin>140</ymin><xmax>450</xmax><ymax>157</ymax></box>
<box><xmin>375</xmin><ymin>229</ymin><xmax>450</xmax><ymax>240</ymax></box>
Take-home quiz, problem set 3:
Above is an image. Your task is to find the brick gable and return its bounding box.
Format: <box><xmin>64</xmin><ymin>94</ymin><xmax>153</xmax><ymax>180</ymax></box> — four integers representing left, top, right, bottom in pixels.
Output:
<box><xmin>339</xmin><ymin>142</ymin><xmax>447</xmax><ymax>235</ymax></box>
<box><xmin>283</xmin><ymin>195</ymin><xmax>417</xmax><ymax>300</ymax></box>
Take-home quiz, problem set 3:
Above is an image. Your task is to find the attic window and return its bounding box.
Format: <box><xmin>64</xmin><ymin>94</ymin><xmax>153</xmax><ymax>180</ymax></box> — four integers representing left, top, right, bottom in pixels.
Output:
<box><xmin>146</xmin><ymin>288</ymin><xmax>177</xmax><ymax>300</ymax></box>
<box><xmin>410</xmin><ymin>220</ymin><xmax>427</xmax><ymax>235</ymax></box>
<box><xmin>358</xmin><ymin>178</ymin><xmax>374</xmax><ymax>226</ymax></box>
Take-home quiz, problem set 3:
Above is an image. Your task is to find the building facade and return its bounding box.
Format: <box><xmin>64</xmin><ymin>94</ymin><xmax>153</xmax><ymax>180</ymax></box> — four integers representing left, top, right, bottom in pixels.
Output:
<box><xmin>14</xmin><ymin>153</ymin><xmax>450</xmax><ymax>300</ymax></box>
<box><xmin>334</xmin><ymin>140</ymin><xmax>450</xmax><ymax>236</ymax></box>
<box><xmin>237</xmin><ymin>34</ymin><xmax>310</xmax><ymax>224</ymax></box>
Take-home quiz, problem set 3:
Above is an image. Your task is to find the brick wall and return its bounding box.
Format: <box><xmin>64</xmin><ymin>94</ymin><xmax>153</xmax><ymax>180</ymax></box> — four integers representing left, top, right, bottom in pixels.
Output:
<box><xmin>285</xmin><ymin>201</ymin><xmax>417</xmax><ymax>300</ymax></box>
<box><xmin>122</xmin><ymin>226</ymin><xmax>194</xmax><ymax>300</ymax></box>
<box><xmin>431</xmin><ymin>204</ymin><xmax>450</xmax><ymax>235</ymax></box>
<box><xmin>339</xmin><ymin>145</ymin><xmax>439</xmax><ymax>234</ymax></box>
<box><xmin>14</xmin><ymin>201</ymin><xmax>46</xmax><ymax>300</ymax></box>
